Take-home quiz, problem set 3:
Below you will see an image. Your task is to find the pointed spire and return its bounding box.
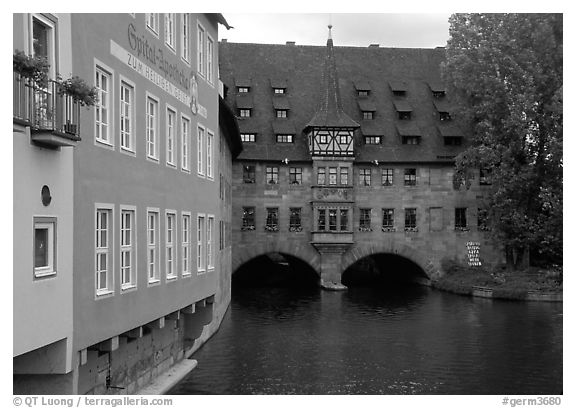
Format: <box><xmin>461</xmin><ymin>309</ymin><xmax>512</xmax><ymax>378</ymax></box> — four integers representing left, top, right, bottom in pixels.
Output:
<box><xmin>305</xmin><ymin>24</ymin><xmax>359</xmax><ymax>130</ymax></box>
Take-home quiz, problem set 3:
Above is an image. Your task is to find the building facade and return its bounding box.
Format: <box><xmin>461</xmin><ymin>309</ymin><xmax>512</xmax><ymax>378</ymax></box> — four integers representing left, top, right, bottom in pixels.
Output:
<box><xmin>13</xmin><ymin>13</ymin><xmax>241</xmax><ymax>394</ymax></box>
<box><xmin>219</xmin><ymin>30</ymin><xmax>502</xmax><ymax>288</ymax></box>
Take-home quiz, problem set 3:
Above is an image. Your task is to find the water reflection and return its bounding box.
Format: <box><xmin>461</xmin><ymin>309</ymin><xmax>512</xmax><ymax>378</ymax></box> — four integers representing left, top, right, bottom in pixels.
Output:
<box><xmin>169</xmin><ymin>285</ymin><xmax>562</xmax><ymax>395</ymax></box>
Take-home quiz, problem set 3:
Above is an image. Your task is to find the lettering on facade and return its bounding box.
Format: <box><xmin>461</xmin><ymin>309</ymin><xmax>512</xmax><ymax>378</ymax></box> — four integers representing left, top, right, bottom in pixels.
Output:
<box><xmin>466</xmin><ymin>242</ymin><xmax>482</xmax><ymax>266</ymax></box>
<box><xmin>315</xmin><ymin>188</ymin><xmax>349</xmax><ymax>200</ymax></box>
<box><xmin>111</xmin><ymin>40</ymin><xmax>191</xmax><ymax>106</ymax></box>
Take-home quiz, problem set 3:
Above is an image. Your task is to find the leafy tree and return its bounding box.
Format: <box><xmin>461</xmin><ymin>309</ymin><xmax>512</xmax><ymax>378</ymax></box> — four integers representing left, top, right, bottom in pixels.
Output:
<box><xmin>442</xmin><ymin>14</ymin><xmax>562</xmax><ymax>268</ymax></box>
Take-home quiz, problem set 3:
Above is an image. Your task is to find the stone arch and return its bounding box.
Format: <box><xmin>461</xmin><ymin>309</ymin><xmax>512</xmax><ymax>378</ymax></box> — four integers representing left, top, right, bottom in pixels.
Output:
<box><xmin>340</xmin><ymin>241</ymin><xmax>440</xmax><ymax>280</ymax></box>
<box><xmin>232</xmin><ymin>240</ymin><xmax>321</xmax><ymax>277</ymax></box>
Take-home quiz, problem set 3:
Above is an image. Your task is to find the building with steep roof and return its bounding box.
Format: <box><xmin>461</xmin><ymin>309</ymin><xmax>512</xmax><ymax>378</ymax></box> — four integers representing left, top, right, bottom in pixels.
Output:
<box><xmin>219</xmin><ymin>28</ymin><xmax>501</xmax><ymax>288</ymax></box>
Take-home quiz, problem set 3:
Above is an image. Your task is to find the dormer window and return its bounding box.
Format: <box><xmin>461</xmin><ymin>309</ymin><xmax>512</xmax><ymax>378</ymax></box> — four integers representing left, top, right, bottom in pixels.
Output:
<box><xmin>358</xmin><ymin>90</ymin><xmax>369</xmax><ymax>97</ymax></box>
<box><xmin>402</xmin><ymin>136</ymin><xmax>420</xmax><ymax>145</ymax></box>
<box><xmin>276</xmin><ymin>109</ymin><xmax>288</xmax><ymax>118</ymax></box>
<box><xmin>237</xmin><ymin>87</ymin><xmax>250</xmax><ymax>93</ymax></box>
<box><xmin>239</xmin><ymin>109</ymin><xmax>251</xmax><ymax>118</ymax></box>
<box><xmin>440</xmin><ymin>112</ymin><xmax>451</xmax><ymax>121</ymax></box>
<box><xmin>276</xmin><ymin>134</ymin><xmax>293</xmax><ymax>143</ymax></box>
<box><xmin>433</xmin><ymin>91</ymin><xmax>446</xmax><ymax>99</ymax></box>
<box><xmin>362</xmin><ymin>111</ymin><xmax>374</xmax><ymax>120</ymax></box>
<box><xmin>240</xmin><ymin>133</ymin><xmax>256</xmax><ymax>142</ymax></box>
<box><xmin>354</xmin><ymin>80</ymin><xmax>371</xmax><ymax>98</ymax></box>
<box><xmin>364</xmin><ymin>136</ymin><xmax>381</xmax><ymax>144</ymax></box>
<box><xmin>389</xmin><ymin>80</ymin><xmax>407</xmax><ymax>96</ymax></box>
<box><xmin>398</xmin><ymin>111</ymin><xmax>411</xmax><ymax>120</ymax></box>
<box><xmin>274</xmin><ymin>88</ymin><xmax>285</xmax><ymax>94</ymax></box>
<box><xmin>444</xmin><ymin>136</ymin><xmax>462</xmax><ymax>146</ymax></box>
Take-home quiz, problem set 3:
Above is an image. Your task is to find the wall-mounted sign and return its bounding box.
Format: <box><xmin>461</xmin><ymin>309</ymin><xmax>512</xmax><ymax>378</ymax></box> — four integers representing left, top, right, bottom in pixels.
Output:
<box><xmin>466</xmin><ymin>242</ymin><xmax>482</xmax><ymax>267</ymax></box>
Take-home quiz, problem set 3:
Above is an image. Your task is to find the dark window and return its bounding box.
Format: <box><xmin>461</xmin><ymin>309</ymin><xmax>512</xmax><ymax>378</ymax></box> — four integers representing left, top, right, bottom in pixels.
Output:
<box><xmin>265</xmin><ymin>208</ymin><xmax>279</xmax><ymax>231</ymax></box>
<box><xmin>242</xmin><ymin>207</ymin><xmax>255</xmax><ymax>230</ymax></box>
<box><xmin>364</xmin><ymin>136</ymin><xmax>381</xmax><ymax>144</ymax></box>
<box><xmin>439</xmin><ymin>112</ymin><xmax>451</xmax><ymax>121</ymax></box>
<box><xmin>444</xmin><ymin>136</ymin><xmax>462</xmax><ymax>146</ymax></box>
<box><xmin>266</xmin><ymin>166</ymin><xmax>278</xmax><ymax>184</ymax></box>
<box><xmin>393</xmin><ymin>90</ymin><xmax>406</xmax><ymax>97</ymax></box>
<box><xmin>276</xmin><ymin>134</ymin><xmax>293</xmax><ymax>143</ymax></box>
<box><xmin>455</xmin><ymin>208</ymin><xmax>467</xmax><ymax>229</ymax></box>
<box><xmin>382</xmin><ymin>168</ymin><xmax>394</xmax><ymax>186</ymax></box>
<box><xmin>340</xmin><ymin>167</ymin><xmax>349</xmax><ymax>185</ymax></box>
<box><xmin>432</xmin><ymin>90</ymin><xmax>445</xmax><ymax>98</ymax></box>
<box><xmin>276</xmin><ymin>109</ymin><xmax>288</xmax><ymax>118</ymax></box>
<box><xmin>405</xmin><ymin>208</ymin><xmax>417</xmax><ymax>229</ymax></box>
<box><xmin>402</xmin><ymin>136</ymin><xmax>420</xmax><ymax>145</ymax></box>
<box><xmin>382</xmin><ymin>209</ymin><xmax>394</xmax><ymax>228</ymax></box>
<box><xmin>240</xmin><ymin>133</ymin><xmax>256</xmax><ymax>142</ymax></box>
<box><xmin>359</xmin><ymin>168</ymin><xmax>371</xmax><ymax>186</ymax></box>
<box><xmin>243</xmin><ymin>165</ymin><xmax>255</xmax><ymax>183</ymax></box>
<box><xmin>479</xmin><ymin>168</ymin><xmax>492</xmax><ymax>185</ymax></box>
<box><xmin>328</xmin><ymin>209</ymin><xmax>337</xmax><ymax>231</ymax></box>
<box><xmin>357</xmin><ymin>90</ymin><xmax>369</xmax><ymax>97</ymax></box>
<box><xmin>289</xmin><ymin>208</ymin><xmax>302</xmax><ymax>231</ymax></box>
<box><xmin>360</xmin><ymin>209</ymin><xmax>372</xmax><ymax>230</ymax></box>
<box><xmin>289</xmin><ymin>167</ymin><xmax>302</xmax><ymax>185</ymax></box>
<box><xmin>398</xmin><ymin>111</ymin><xmax>411</xmax><ymax>120</ymax></box>
<box><xmin>404</xmin><ymin>168</ymin><xmax>416</xmax><ymax>186</ymax></box>
<box><xmin>318</xmin><ymin>209</ymin><xmax>326</xmax><ymax>231</ymax></box>
<box><xmin>317</xmin><ymin>167</ymin><xmax>326</xmax><ymax>185</ymax></box>
<box><xmin>340</xmin><ymin>209</ymin><xmax>349</xmax><ymax>231</ymax></box>
<box><xmin>329</xmin><ymin>167</ymin><xmax>337</xmax><ymax>185</ymax></box>
<box><xmin>362</xmin><ymin>111</ymin><xmax>374</xmax><ymax>120</ymax></box>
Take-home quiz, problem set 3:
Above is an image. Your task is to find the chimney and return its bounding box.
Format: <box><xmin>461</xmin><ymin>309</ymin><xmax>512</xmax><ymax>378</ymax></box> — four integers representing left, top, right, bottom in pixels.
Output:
<box><xmin>369</xmin><ymin>44</ymin><xmax>380</xmax><ymax>48</ymax></box>
<box><xmin>286</xmin><ymin>41</ymin><xmax>296</xmax><ymax>46</ymax></box>
<box><xmin>221</xmin><ymin>39</ymin><xmax>228</xmax><ymax>43</ymax></box>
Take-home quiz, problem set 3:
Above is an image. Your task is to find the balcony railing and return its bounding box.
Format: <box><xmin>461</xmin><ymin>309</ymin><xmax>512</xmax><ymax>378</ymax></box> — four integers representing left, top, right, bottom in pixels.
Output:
<box><xmin>13</xmin><ymin>72</ymin><xmax>81</xmax><ymax>145</ymax></box>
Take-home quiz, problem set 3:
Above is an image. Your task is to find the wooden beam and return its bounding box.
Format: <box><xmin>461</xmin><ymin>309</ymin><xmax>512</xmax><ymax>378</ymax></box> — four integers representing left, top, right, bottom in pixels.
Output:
<box><xmin>122</xmin><ymin>327</ymin><xmax>143</xmax><ymax>339</ymax></box>
<box><xmin>181</xmin><ymin>304</ymin><xmax>196</xmax><ymax>314</ymax></box>
<box><xmin>97</xmin><ymin>336</ymin><xmax>119</xmax><ymax>352</ymax></box>
<box><xmin>79</xmin><ymin>349</ymin><xmax>88</xmax><ymax>366</ymax></box>
<box><xmin>166</xmin><ymin>310</ymin><xmax>181</xmax><ymax>320</ymax></box>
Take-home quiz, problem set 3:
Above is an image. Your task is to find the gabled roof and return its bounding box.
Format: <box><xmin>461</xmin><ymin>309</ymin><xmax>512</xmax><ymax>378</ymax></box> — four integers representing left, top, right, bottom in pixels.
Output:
<box><xmin>396</xmin><ymin>122</ymin><xmax>422</xmax><ymax>136</ymax></box>
<box><xmin>438</xmin><ymin>123</ymin><xmax>462</xmax><ymax>137</ymax></box>
<box><xmin>353</xmin><ymin>79</ymin><xmax>371</xmax><ymax>91</ymax></box>
<box><xmin>428</xmin><ymin>81</ymin><xmax>446</xmax><ymax>93</ymax></box>
<box><xmin>270</xmin><ymin>78</ymin><xmax>287</xmax><ymax>88</ymax></box>
<box><xmin>219</xmin><ymin>39</ymin><xmax>467</xmax><ymax>163</ymax></box>
<box><xmin>433</xmin><ymin>99</ymin><xmax>451</xmax><ymax>113</ymax></box>
<box><xmin>389</xmin><ymin>80</ymin><xmax>407</xmax><ymax>92</ymax></box>
<box><xmin>235</xmin><ymin>78</ymin><xmax>252</xmax><ymax>87</ymax></box>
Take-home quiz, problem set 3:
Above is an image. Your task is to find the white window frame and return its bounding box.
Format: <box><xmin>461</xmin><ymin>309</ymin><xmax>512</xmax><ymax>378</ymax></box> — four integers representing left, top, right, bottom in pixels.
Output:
<box><xmin>146</xmin><ymin>13</ymin><xmax>159</xmax><ymax>36</ymax></box>
<box><xmin>197</xmin><ymin>214</ymin><xmax>206</xmax><ymax>273</ymax></box>
<box><xmin>166</xmin><ymin>105</ymin><xmax>177</xmax><ymax>167</ymax></box>
<box><xmin>165</xmin><ymin>210</ymin><xmax>177</xmax><ymax>280</ymax></box>
<box><xmin>197</xmin><ymin>22</ymin><xmax>205</xmax><ymax>77</ymax></box>
<box><xmin>147</xmin><ymin>208</ymin><xmax>161</xmax><ymax>285</ymax></box>
<box><xmin>29</xmin><ymin>14</ymin><xmax>56</xmax><ymax>80</ymax></box>
<box><xmin>94</xmin><ymin>62</ymin><xmax>114</xmax><ymax>148</ymax></box>
<box><xmin>95</xmin><ymin>204</ymin><xmax>114</xmax><ymax>297</ymax></box>
<box><xmin>181</xmin><ymin>14</ymin><xmax>190</xmax><ymax>64</ymax></box>
<box><xmin>182</xmin><ymin>212</ymin><xmax>192</xmax><ymax>277</ymax></box>
<box><xmin>207</xmin><ymin>130</ymin><xmax>214</xmax><ymax>179</ymax></box>
<box><xmin>197</xmin><ymin>123</ymin><xmax>205</xmax><ymax>176</ymax></box>
<box><xmin>164</xmin><ymin>13</ymin><xmax>176</xmax><ymax>51</ymax></box>
<box><xmin>146</xmin><ymin>92</ymin><xmax>159</xmax><ymax>161</ymax></box>
<box><xmin>33</xmin><ymin>217</ymin><xmax>56</xmax><ymax>278</ymax></box>
<box><xmin>119</xmin><ymin>77</ymin><xmax>135</xmax><ymax>154</ymax></box>
<box><xmin>207</xmin><ymin>34</ymin><xmax>214</xmax><ymax>84</ymax></box>
<box><xmin>207</xmin><ymin>215</ymin><xmax>214</xmax><ymax>270</ymax></box>
<box><xmin>120</xmin><ymin>206</ymin><xmax>137</xmax><ymax>291</ymax></box>
<box><xmin>181</xmin><ymin>114</ymin><xmax>191</xmax><ymax>172</ymax></box>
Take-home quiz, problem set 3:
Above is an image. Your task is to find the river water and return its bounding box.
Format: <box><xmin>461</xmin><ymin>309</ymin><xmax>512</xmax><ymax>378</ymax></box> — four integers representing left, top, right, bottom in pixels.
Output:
<box><xmin>169</xmin><ymin>285</ymin><xmax>562</xmax><ymax>395</ymax></box>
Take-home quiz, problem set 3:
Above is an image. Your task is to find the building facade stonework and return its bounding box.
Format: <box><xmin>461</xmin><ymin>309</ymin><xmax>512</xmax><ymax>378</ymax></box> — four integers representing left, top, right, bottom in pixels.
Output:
<box><xmin>219</xmin><ymin>32</ymin><xmax>502</xmax><ymax>288</ymax></box>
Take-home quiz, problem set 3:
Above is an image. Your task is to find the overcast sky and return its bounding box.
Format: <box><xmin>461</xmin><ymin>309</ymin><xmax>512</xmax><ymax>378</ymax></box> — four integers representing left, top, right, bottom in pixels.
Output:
<box><xmin>220</xmin><ymin>13</ymin><xmax>452</xmax><ymax>48</ymax></box>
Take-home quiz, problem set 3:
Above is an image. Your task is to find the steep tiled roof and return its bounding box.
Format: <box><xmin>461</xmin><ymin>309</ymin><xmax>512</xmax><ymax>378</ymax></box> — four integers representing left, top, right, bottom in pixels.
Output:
<box><xmin>219</xmin><ymin>39</ymin><xmax>468</xmax><ymax>163</ymax></box>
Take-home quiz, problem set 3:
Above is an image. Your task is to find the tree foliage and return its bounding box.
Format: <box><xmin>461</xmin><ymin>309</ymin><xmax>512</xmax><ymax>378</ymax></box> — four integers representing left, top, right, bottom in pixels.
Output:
<box><xmin>442</xmin><ymin>14</ymin><xmax>562</xmax><ymax>267</ymax></box>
